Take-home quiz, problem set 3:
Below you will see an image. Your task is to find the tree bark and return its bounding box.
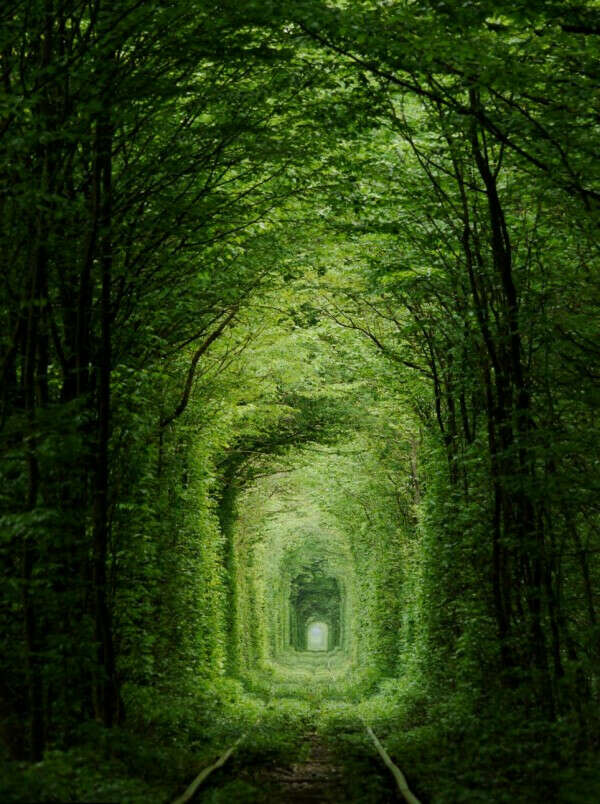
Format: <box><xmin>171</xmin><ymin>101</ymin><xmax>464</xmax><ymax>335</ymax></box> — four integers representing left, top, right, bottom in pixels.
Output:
<box><xmin>92</xmin><ymin>105</ymin><xmax>118</xmax><ymax>726</ymax></box>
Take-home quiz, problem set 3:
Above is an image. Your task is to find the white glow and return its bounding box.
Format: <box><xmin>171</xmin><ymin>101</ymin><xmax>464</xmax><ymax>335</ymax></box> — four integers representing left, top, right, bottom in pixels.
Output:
<box><xmin>307</xmin><ymin>621</ymin><xmax>328</xmax><ymax>651</ymax></box>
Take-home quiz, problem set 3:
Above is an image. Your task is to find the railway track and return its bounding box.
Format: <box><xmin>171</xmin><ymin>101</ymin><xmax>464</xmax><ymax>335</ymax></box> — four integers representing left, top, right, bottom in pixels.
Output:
<box><xmin>170</xmin><ymin>719</ymin><xmax>421</xmax><ymax>804</ymax></box>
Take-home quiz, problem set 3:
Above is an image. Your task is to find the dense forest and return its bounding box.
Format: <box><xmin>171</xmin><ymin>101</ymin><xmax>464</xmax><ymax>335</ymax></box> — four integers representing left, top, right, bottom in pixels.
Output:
<box><xmin>1</xmin><ymin>2</ymin><xmax>599</xmax><ymax>802</ymax></box>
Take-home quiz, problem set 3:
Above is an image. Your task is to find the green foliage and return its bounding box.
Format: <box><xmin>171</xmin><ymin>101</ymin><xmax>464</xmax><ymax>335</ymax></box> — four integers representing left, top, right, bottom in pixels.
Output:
<box><xmin>1</xmin><ymin>1</ymin><xmax>599</xmax><ymax>801</ymax></box>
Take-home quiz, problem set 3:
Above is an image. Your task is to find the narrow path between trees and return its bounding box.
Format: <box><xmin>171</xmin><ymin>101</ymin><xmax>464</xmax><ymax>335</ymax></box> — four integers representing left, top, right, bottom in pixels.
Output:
<box><xmin>177</xmin><ymin>721</ymin><xmax>416</xmax><ymax>804</ymax></box>
<box><xmin>239</xmin><ymin>732</ymin><xmax>349</xmax><ymax>802</ymax></box>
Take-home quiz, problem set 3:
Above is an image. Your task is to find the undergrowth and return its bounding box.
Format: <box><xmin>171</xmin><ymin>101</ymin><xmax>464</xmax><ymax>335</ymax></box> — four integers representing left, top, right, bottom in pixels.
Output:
<box><xmin>5</xmin><ymin>669</ymin><xmax>600</xmax><ymax>803</ymax></box>
<box><xmin>0</xmin><ymin>680</ymin><xmax>264</xmax><ymax>804</ymax></box>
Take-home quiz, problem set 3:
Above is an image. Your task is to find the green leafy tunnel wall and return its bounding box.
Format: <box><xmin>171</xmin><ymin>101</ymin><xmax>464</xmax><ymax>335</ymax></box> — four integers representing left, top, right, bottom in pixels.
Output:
<box><xmin>3</xmin><ymin>5</ymin><xmax>600</xmax><ymax>803</ymax></box>
<box><xmin>226</xmin><ymin>426</ymin><xmax>412</xmax><ymax>684</ymax></box>
<box><xmin>288</xmin><ymin>562</ymin><xmax>342</xmax><ymax>652</ymax></box>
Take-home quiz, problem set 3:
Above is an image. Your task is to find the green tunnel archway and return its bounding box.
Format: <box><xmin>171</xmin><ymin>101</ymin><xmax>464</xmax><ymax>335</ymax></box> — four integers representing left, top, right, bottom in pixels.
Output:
<box><xmin>231</xmin><ymin>468</ymin><xmax>367</xmax><ymax>677</ymax></box>
<box><xmin>288</xmin><ymin>561</ymin><xmax>342</xmax><ymax>652</ymax></box>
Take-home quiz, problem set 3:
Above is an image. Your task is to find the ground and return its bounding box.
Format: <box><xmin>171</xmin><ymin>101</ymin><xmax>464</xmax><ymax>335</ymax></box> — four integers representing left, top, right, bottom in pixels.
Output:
<box><xmin>194</xmin><ymin>727</ymin><xmax>399</xmax><ymax>803</ymax></box>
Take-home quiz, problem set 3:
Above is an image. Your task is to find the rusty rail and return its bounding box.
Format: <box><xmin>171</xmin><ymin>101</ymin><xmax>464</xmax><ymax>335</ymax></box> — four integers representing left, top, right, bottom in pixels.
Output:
<box><xmin>365</xmin><ymin>725</ymin><xmax>422</xmax><ymax>804</ymax></box>
<box><xmin>171</xmin><ymin>733</ymin><xmax>246</xmax><ymax>804</ymax></box>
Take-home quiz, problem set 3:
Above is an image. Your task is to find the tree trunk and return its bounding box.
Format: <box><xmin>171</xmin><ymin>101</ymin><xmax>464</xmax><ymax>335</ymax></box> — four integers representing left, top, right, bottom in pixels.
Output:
<box><xmin>92</xmin><ymin>107</ymin><xmax>118</xmax><ymax>726</ymax></box>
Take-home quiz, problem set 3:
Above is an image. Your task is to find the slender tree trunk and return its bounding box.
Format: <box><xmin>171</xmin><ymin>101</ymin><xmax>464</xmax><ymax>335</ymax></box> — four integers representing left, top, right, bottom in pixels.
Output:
<box><xmin>22</xmin><ymin>227</ymin><xmax>48</xmax><ymax>760</ymax></box>
<box><xmin>92</xmin><ymin>107</ymin><xmax>117</xmax><ymax>726</ymax></box>
<box><xmin>469</xmin><ymin>94</ymin><xmax>553</xmax><ymax>715</ymax></box>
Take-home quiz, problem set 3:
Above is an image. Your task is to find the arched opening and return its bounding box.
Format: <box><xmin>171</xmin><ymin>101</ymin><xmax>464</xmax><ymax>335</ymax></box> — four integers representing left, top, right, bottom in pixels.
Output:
<box><xmin>287</xmin><ymin>560</ymin><xmax>343</xmax><ymax>652</ymax></box>
<box><xmin>307</xmin><ymin>621</ymin><xmax>328</xmax><ymax>651</ymax></box>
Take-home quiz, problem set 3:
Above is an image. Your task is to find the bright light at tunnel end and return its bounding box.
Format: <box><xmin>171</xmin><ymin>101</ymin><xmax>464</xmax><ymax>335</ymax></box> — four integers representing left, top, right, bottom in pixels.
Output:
<box><xmin>307</xmin><ymin>621</ymin><xmax>328</xmax><ymax>651</ymax></box>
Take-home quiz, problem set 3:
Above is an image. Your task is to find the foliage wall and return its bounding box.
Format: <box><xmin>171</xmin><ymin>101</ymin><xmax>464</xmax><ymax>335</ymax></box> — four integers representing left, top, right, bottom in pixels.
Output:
<box><xmin>1</xmin><ymin>2</ymin><xmax>599</xmax><ymax>801</ymax></box>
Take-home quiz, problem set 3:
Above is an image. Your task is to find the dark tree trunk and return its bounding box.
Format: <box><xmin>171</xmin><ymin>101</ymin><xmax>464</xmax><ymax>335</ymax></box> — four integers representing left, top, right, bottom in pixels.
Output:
<box><xmin>92</xmin><ymin>107</ymin><xmax>118</xmax><ymax>726</ymax></box>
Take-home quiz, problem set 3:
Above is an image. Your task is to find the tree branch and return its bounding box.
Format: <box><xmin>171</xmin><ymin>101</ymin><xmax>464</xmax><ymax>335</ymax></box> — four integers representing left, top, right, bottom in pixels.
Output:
<box><xmin>160</xmin><ymin>307</ymin><xmax>238</xmax><ymax>428</ymax></box>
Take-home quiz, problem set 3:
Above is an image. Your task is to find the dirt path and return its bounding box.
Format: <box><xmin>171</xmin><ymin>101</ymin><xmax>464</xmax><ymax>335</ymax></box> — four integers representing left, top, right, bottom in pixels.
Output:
<box><xmin>191</xmin><ymin>727</ymin><xmax>399</xmax><ymax>803</ymax></box>
<box><xmin>251</xmin><ymin>732</ymin><xmax>345</xmax><ymax>802</ymax></box>
<box><xmin>237</xmin><ymin>731</ymin><xmax>398</xmax><ymax>803</ymax></box>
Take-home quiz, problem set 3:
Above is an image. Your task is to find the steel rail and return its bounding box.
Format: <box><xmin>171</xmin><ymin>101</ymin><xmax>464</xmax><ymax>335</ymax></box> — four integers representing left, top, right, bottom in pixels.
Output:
<box><xmin>365</xmin><ymin>725</ymin><xmax>422</xmax><ymax>804</ymax></box>
<box><xmin>171</xmin><ymin>733</ymin><xmax>246</xmax><ymax>804</ymax></box>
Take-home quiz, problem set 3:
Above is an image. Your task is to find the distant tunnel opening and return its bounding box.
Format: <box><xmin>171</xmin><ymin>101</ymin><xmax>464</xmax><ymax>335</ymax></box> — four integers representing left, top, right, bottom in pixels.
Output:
<box><xmin>307</xmin><ymin>621</ymin><xmax>328</xmax><ymax>651</ymax></box>
<box><xmin>288</xmin><ymin>561</ymin><xmax>342</xmax><ymax>652</ymax></box>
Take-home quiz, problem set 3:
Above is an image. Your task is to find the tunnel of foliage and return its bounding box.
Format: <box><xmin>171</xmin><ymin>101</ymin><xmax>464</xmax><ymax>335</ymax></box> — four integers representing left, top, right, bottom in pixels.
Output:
<box><xmin>1</xmin><ymin>1</ymin><xmax>600</xmax><ymax>802</ymax></box>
